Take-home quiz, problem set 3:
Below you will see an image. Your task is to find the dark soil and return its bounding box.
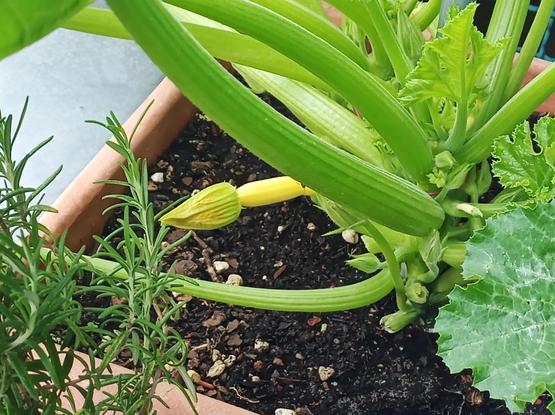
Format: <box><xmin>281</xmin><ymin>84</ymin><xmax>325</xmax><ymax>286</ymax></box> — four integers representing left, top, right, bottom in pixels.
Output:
<box><xmin>102</xmin><ymin>98</ymin><xmax>551</xmax><ymax>415</ymax></box>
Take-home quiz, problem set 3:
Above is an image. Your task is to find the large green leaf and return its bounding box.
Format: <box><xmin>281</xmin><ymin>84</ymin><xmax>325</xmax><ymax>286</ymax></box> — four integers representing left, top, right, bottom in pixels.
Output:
<box><xmin>400</xmin><ymin>3</ymin><xmax>502</xmax><ymax>105</ymax></box>
<box><xmin>435</xmin><ymin>203</ymin><xmax>555</xmax><ymax>413</ymax></box>
<box><xmin>492</xmin><ymin>117</ymin><xmax>555</xmax><ymax>203</ymax></box>
<box><xmin>0</xmin><ymin>0</ymin><xmax>92</xmax><ymax>60</ymax></box>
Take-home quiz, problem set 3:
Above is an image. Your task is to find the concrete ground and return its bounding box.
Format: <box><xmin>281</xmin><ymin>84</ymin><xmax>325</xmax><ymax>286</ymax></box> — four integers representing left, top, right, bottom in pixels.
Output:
<box><xmin>0</xmin><ymin>2</ymin><xmax>162</xmax><ymax>203</ymax></box>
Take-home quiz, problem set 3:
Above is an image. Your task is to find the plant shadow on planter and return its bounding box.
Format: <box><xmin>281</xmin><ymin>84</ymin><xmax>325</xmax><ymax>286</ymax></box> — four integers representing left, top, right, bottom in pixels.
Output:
<box><xmin>93</xmin><ymin>92</ymin><xmax>552</xmax><ymax>415</ymax></box>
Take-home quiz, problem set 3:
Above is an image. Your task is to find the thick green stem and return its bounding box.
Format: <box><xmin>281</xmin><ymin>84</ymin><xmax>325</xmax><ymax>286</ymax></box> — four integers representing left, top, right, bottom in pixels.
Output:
<box><xmin>412</xmin><ymin>0</ymin><xmax>441</xmax><ymax>30</ymax></box>
<box><xmin>249</xmin><ymin>0</ymin><xmax>370</xmax><ymax>70</ymax></box>
<box><xmin>84</xmin><ymin>254</ymin><xmax>394</xmax><ymax>312</ymax></box>
<box><xmin>441</xmin><ymin>242</ymin><xmax>465</xmax><ymax>267</ymax></box>
<box><xmin>360</xmin><ymin>221</ymin><xmax>408</xmax><ymax>311</ymax></box>
<box><xmin>445</xmin><ymin>99</ymin><xmax>468</xmax><ymax>152</ymax></box>
<box><xmin>458</xmin><ymin>63</ymin><xmax>555</xmax><ymax>163</ymax></box>
<box><xmin>325</xmin><ymin>0</ymin><xmax>391</xmax><ymax>73</ymax></box>
<box><xmin>505</xmin><ymin>0</ymin><xmax>555</xmax><ymax>100</ymax></box>
<box><xmin>166</xmin><ymin>0</ymin><xmax>433</xmax><ymax>181</ymax></box>
<box><xmin>108</xmin><ymin>0</ymin><xmax>444</xmax><ymax>236</ymax></box>
<box><xmin>362</xmin><ymin>1</ymin><xmax>432</xmax><ymax>123</ymax></box>
<box><xmin>472</xmin><ymin>0</ymin><xmax>529</xmax><ymax>131</ymax></box>
<box><xmin>363</xmin><ymin>0</ymin><xmax>412</xmax><ymax>81</ymax></box>
<box><xmin>63</xmin><ymin>7</ymin><xmax>328</xmax><ymax>89</ymax></box>
<box><xmin>236</xmin><ymin>65</ymin><xmax>386</xmax><ymax>167</ymax></box>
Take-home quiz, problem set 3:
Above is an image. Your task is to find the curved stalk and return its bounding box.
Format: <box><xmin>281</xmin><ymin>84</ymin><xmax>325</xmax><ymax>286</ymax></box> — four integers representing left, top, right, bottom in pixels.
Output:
<box><xmin>108</xmin><ymin>0</ymin><xmax>444</xmax><ymax>236</ymax></box>
<box><xmin>86</xmin><ymin>254</ymin><xmax>394</xmax><ymax>312</ymax></box>
<box><xmin>236</xmin><ymin>65</ymin><xmax>386</xmax><ymax>167</ymax></box>
<box><xmin>458</xmin><ymin>63</ymin><xmax>555</xmax><ymax>163</ymax></box>
<box><xmin>63</xmin><ymin>7</ymin><xmax>328</xmax><ymax>89</ymax></box>
<box><xmin>363</xmin><ymin>0</ymin><xmax>412</xmax><ymax>82</ymax></box>
<box><xmin>441</xmin><ymin>242</ymin><xmax>465</xmax><ymax>267</ymax></box>
<box><xmin>505</xmin><ymin>0</ymin><xmax>555</xmax><ymax>100</ymax></box>
<box><xmin>249</xmin><ymin>0</ymin><xmax>370</xmax><ymax>70</ymax></box>
<box><xmin>412</xmin><ymin>0</ymin><xmax>441</xmax><ymax>30</ymax></box>
<box><xmin>472</xmin><ymin>0</ymin><xmax>529</xmax><ymax>131</ymax></box>
<box><xmin>360</xmin><ymin>221</ymin><xmax>408</xmax><ymax>311</ymax></box>
<box><xmin>325</xmin><ymin>0</ymin><xmax>391</xmax><ymax>73</ymax></box>
<box><xmin>166</xmin><ymin>0</ymin><xmax>433</xmax><ymax>181</ymax></box>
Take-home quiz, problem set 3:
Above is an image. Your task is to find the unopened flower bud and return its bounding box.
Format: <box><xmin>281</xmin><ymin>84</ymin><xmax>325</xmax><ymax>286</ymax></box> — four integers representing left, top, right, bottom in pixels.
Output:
<box><xmin>405</xmin><ymin>281</ymin><xmax>429</xmax><ymax>304</ymax></box>
<box><xmin>160</xmin><ymin>182</ymin><xmax>241</xmax><ymax>230</ymax></box>
<box><xmin>237</xmin><ymin>176</ymin><xmax>315</xmax><ymax>207</ymax></box>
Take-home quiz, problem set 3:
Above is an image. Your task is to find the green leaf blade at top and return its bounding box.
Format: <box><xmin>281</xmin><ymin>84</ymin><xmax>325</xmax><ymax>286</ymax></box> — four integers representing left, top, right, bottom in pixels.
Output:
<box><xmin>435</xmin><ymin>203</ymin><xmax>555</xmax><ymax>413</ymax></box>
<box><xmin>400</xmin><ymin>3</ymin><xmax>503</xmax><ymax>105</ymax></box>
<box><xmin>0</xmin><ymin>0</ymin><xmax>93</xmax><ymax>60</ymax></box>
<box><xmin>492</xmin><ymin>117</ymin><xmax>555</xmax><ymax>203</ymax></box>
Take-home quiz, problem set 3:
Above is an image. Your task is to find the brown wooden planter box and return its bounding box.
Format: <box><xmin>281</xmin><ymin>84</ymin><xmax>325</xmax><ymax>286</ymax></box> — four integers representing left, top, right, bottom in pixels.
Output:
<box><xmin>39</xmin><ymin>45</ymin><xmax>554</xmax><ymax>415</ymax></box>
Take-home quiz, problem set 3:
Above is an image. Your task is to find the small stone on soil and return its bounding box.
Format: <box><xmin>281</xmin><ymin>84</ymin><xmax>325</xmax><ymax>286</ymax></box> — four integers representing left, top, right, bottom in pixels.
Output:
<box><xmin>341</xmin><ymin>229</ymin><xmax>359</xmax><ymax>244</ymax></box>
<box><xmin>187</xmin><ymin>369</ymin><xmax>201</xmax><ymax>383</ymax></box>
<box><xmin>318</xmin><ymin>366</ymin><xmax>335</xmax><ymax>381</ymax></box>
<box><xmin>250</xmin><ymin>375</ymin><xmax>261</xmax><ymax>383</ymax></box>
<box><xmin>254</xmin><ymin>339</ymin><xmax>270</xmax><ymax>352</ymax></box>
<box><xmin>207</xmin><ymin>360</ymin><xmax>226</xmax><ymax>378</ymax></box>
<box><xmin>150</xmin><ymin>172</ymin><xmax>164</xmax><ymax>183</ymax></box>
<box><xmin>213</xmin><ymin>260</ymin><xmax>230</xmax><ymax>273</ymax></box>
<box><xmin>223</xmin><ymin>354</ymin><xmax>236</xmax><ymax>367</ymax></box>
<box><xmin>275</xmin><ymin>409</ymin><xmax>295</xmax><ymax>415</ymax></box>
<box><xmin>202</xmin><ymin>311</ymin><xmax>225</xmax><ymax>327</ymax></box>
<box><xmin>226</xmin><ymin>334</ymin><xmax>243</xmax><ymax>347</ymax></box>
<box><xmin>225</xmin><ymin>274</ymin><xmax>243</xmax><ymax>286</ymax></box>
<box><xmin>306</xmin><ymin>222</ymin><xmax>316</xmax><ymax>231</ymax></box>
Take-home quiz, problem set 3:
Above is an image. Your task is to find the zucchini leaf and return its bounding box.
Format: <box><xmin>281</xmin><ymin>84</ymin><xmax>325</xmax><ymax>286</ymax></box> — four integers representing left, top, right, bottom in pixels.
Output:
<box><xmin>435</xmin><ymin>203</ymin><xmax>555</xmax><ymax>413</ymax></box>
<box><xmin>492</xmin><ymin>117</ymin><xmax>555</xmax><ymax>204</ymax></box>
<box><xmin>400</xmin><ymin>3</ymin><xmax>502</xmax><ymax>113</ymax></box>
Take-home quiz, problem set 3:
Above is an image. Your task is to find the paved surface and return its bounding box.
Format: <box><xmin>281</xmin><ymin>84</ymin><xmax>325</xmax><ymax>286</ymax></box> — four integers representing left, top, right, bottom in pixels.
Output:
<box><xmin>0</xmin><ymin>2</ymin><xmax>162</xmax><ymax>203</ymax></box>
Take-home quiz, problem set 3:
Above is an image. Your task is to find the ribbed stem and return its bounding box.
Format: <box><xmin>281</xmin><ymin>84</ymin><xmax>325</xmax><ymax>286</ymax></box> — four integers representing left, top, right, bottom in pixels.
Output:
<box><xmin>472</xmin><ymin>0</ymin><xmax>530</xmax><ymax>131</ymax></box>
<box><xmin>412</xmin><ymin>0</ymin><xmax>441</xmax><ymax>30</ymax></box>
<box><xmin>85</xmin><ymin>254</ymin><xmax>394</xmax><ymax>312</ymax></box>
<box><xmin>249</xmin><ymin>0</ymin><xmax>370</xmax><ymax>69</ymax></box>
<box><xmin>166</xmin><ymin>0</ymin><xmax>433</xmax><ymax>181</ymax></box>
<box><xmin>108</xmin><ymin>0</ymin><xmax>445</xmax><ymax>236</ymax></box>
<box><xmin>505</xmin><ymin>0</ymin><xmax>555</xmax><ymax>99</ymax></box>
<box><xmin>458</xmin><ymin>63</ymin><xmax>555</xmax><ymax>163</ymax></box>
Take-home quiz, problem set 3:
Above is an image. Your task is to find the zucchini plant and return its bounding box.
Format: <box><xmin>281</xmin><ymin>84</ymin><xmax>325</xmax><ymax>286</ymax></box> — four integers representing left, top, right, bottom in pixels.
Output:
<box><xmin>2</xmin><ymin>0</ymin><xmax>555</xmax><ymax>412</ymax></box>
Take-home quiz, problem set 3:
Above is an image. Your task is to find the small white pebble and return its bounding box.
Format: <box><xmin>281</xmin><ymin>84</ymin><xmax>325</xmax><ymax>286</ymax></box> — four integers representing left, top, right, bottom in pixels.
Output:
<box><xmin>223</xmin><ymin>354</ymin><xmax>236</xmax><ymax>367</ymax></box>
<box><xmin>226</xmin><ymin>274</ymin><xmax>243</xmax><ymax>286</ymax></box>
<box><xmin>207</xmin><ymin>360</ymin><xmax>226</xmax><ymax>378</ymax></box>
<box><xmin>275</xmin><ymin>409</ymin><xmax>295</xmax><ymax>415</ymax></box>
<box><xmin>254</xmin><ymin>339</ymin><xmax>270</xmax><ymax>352</ymax></box>
<box><xmin>320</xmin><ymin>323</ymin><xmax>328</xmax><ymax>333</ymax></box>
<box><xmin>318</xmin><ymin>366</ymin><xmax>335</xmax><ymax>381</ymax></box>
<box><xmin>341</xmin><ymin>229</ymin><xmax>359</xmax><ymax>244</ymax></box>
<box><xmin>262</xmin><ymin>275</ymin><xmax>269</xmax><ymax>281</ymax></box>
<box><xmin>213</xmin><ymin>260</ymin><xmax>230</xmax><ymax>273</ymax></box>
<box><xmin>211</xmin><ymin>349</ymin><xmax>222</xmax><ymax>362</ymax></box>
<box><xmin>187</xmin><ymin>369</ymin><xmax>201</xmax><ymax>383</ymax></box>
<box><xmin>307</xmin><ymin>222</ymin><xmax>316</xmax><ymax>231</ymax></box>
<box><xmin>277</xmin><ymin>225</ymin><xmax>285</xmax><ymax>233</ymax></box>
<box><xmin>250</xmin><ymin>375</ymin><xmax>261</xmax><ymax>383</ymax></box>
<box><xmin>150</xmin><ymin>172</ymin><xmax>164</xmax><ymax>183</ymax></box>
<box><xmin>295</xmin><ymin>353</ymin><xmax>304</xmax><ymax>360</ymax></box>
<box><xmin>273</xmin><ymin>260</ymin><xmax>284</xmax><ymax>268</ymax></box>
<box><xmin>260</xmin><ymin>246</ymin><xmax>265</xmax><ymax>251</ymax></box>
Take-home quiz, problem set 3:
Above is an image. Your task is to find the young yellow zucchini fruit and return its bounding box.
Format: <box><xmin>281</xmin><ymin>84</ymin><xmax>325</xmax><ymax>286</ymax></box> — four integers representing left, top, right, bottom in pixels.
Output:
<box><xmin>161</xmin><ymin>177</ymin><xmax>315</xmax><ymax>230</ymax></box>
